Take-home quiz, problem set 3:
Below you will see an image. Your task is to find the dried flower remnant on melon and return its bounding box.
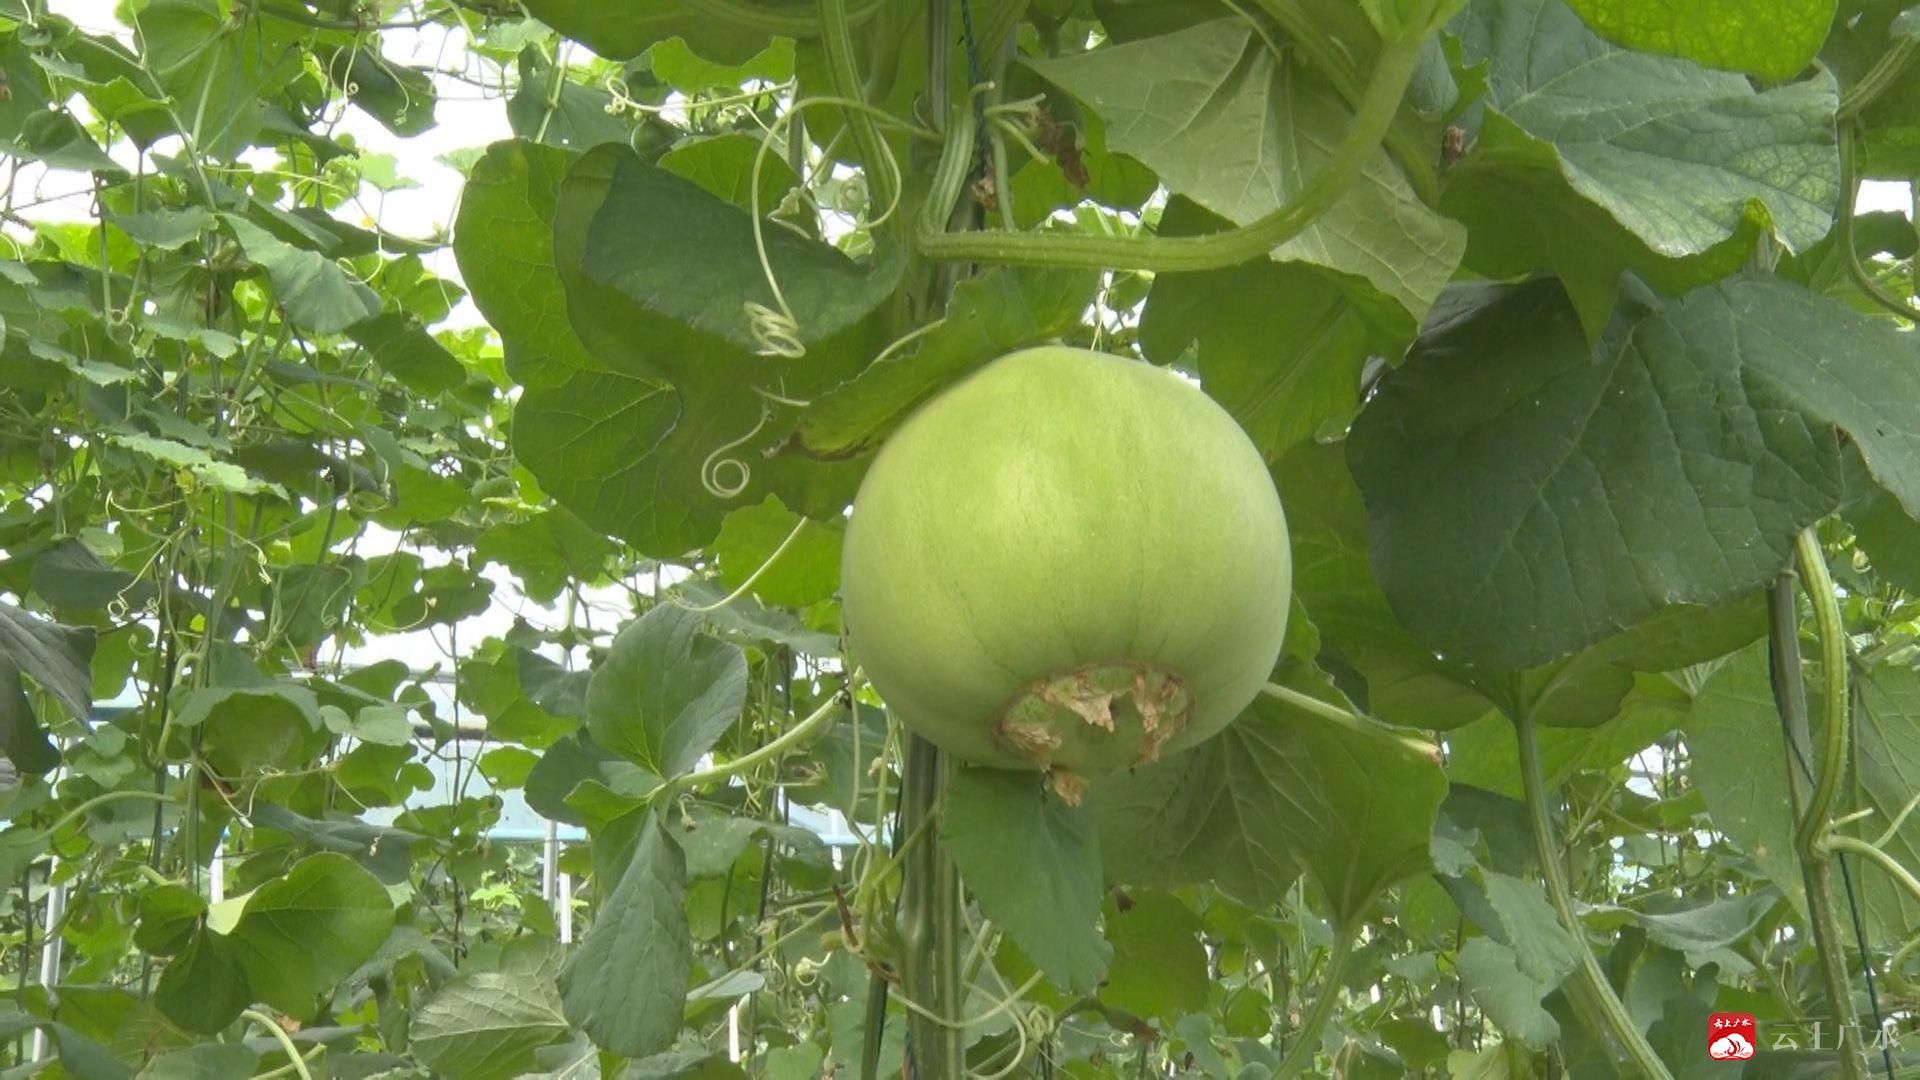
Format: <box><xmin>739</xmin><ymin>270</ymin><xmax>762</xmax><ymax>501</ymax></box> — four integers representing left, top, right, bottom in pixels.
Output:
<box><xmin>991</xmin><ymin>662</ymin><xmax>1193</xmax><ymax>794</ymax></box>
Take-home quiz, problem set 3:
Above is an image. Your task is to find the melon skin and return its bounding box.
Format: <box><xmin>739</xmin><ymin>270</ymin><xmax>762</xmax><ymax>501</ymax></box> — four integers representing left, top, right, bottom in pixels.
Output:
<box><xmin>839</xmin><ymin>346</ymin><xmax>1291</xmax><ymax>781</ymax></box>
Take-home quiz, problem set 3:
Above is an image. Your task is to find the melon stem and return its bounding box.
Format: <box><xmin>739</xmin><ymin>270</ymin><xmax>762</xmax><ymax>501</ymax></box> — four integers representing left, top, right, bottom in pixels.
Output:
<box><xmin>1258</xmin><ymin>682</ymin><xmax>1440</xmax><ymax>762</ymax></box>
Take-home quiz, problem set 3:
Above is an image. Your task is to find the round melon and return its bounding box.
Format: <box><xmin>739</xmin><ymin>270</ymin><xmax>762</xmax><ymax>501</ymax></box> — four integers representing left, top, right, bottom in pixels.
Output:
<box><xmin>840</xmin><ymin>346</ymin><xmax>1291</xmax><ymax>792</ymax></box>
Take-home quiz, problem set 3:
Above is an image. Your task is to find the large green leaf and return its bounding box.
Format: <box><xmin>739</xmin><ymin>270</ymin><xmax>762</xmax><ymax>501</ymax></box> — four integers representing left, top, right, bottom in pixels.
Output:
<box><xmin>1563</xmin><ymin>0</ymin><xmax>1837</xmax><ymax>80</ymax></box>
<box><xmin>711</xmin><ymin>496</ymin><xmax>842</xmax><ymax>609</ymax></box>
<box><xmin>138</xmin><ymin>1044</ymin><xmax>262</xmax><ymax>1080</ymax></box>
<box><xmin>1140</xmin><ymin>201</ymin><xmax>1402</xmax><ymax>464</ymax></box>
<box><xmin>134</xmin><ymin>0</ymin><xmax>302</xmax><ymax>160</ymax></box>
<box><xmin>414</xmin><ymin>939</ymin><xmax>571</xmax><ymax>1080</ymax></box>
<box><xmin>1089</xmin><ymin>721</ymin><xmax>1303</xmax><ymax>906</ymax></box>
<box><xmin>1028</xmin><ymin>18</ymin><xmax>1464</xmax><ymax>324</ymax></box>
<box><xmin>173</xmin><ymin>680</ymin><xmax>327</xmax><ymax>779</ymax></box>
<box><xmin>0</xmin><ymin>659</ymin><xmax>61</xmax><ymax>774</ymax></box>
<box><xmin>224</xmin><ymin>852</ymin><xmax>398</xmax><ymax>1020</ymax></box>
<box><xmin>453</xmin><ymin>140</ymin><xmax>605</xmax><ymax>389</ymax></box>
<box><xmin>222</xmin><ymin>217</ymin><xmax>381</xmax><ymax>337</ymax></box>
<box><xmin>1252</xmin><ymin>687</ymin><xmax>1449</xmax><ymax>924</ymax></box>
<box><xmin>940</xmin><ymin>766</ymin><xmax>1111</xmax><ymax>994</ymax></box>
<box><xmin>1275</xmin><ymin>441</ymin><xmax>1493</xmax><ymax>732</ymax></box>
<box><xmin>346</xmin><ymin>313</ymin><xmax>465</xmax><ymax>397</ymax></box>
<box><xmin>793</xmin><ymin>267</ymin><xmax>1099</xmax><ymax>460</ymax></box>
<box><xmin>1852</xmin><ymin>662</ymin><xmax>1920</xmax><ymax>940</ymax></box>
<box><xmin>1093</xmin><ymin>681</ymin><xmax>1445</xmax><ymax>920</ymax></box>
<box><xmin>512</xmin><ymin>145</ymin><xmax>888</xmax><ymax>555</ymax></box>
<box><xmin>586</xmin><ymin>604</ymin><xmax>748</xmax><ymax>777</ymax></box>
<box><xmin>556</xmin><ymin>146</ymin><xmax>898</xmax><ymax>362</ymax></box>
<box><xmin>155</xmin><ymin>931</ymin><xmax>250</xmax><ymax>1035</ymax></box>
<box><xmin>519</xmin><ymin>0</ymin><xmax>776</xmax><ymax>62</ymax></box>
<box><xmin>0</xmin><ymin>599</ymin><xmax>96</xmax><ymax>722</ymax></box>
<box><xmin>1099</xmin><ymin>890</ymin><xmax>1208</xmax><ymax>1022</ymax></box>
<box><xmin>1443</xmin><ymin>0</ymin><xmax>1840</xmax><ymax>331</ymax></box>
<box><xmin>559</xmin><ymin>808</ymin><xmax>692</xmax><ymax>1058</ymax></box>
<box><xmin>1453</xmin><ymin>871</ymin><xmax>1583</xmax><ymax>1049</ymax></box>
<box><xmin>1348</xmin><ymin>276</ymin><xmax>1920</xmax><ymax>670</ymax></box>
<box><xmin>1685</xmin><ymin>642</ymin><xmax>1809</xmax><ymax>921</ymax></box>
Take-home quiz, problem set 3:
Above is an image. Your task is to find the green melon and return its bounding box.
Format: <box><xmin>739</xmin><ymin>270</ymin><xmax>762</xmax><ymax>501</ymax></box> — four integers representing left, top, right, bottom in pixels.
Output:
<box><xmin>840</xmin><ymin>346</ymin><xmax>1291</xmax><ymax>795</ymax></box>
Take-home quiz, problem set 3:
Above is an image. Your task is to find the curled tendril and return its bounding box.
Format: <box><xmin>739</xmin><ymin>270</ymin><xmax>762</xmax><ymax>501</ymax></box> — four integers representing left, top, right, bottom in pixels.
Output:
<box><xmin>1023</xmin><ymin>1003</ymin><xmax>1056</xmax><ymax>1040</ymax></box>
<box><xmin>753</xmin><ymin>385</ymin><xmax>813</xmax><ymax>408</ymax></box>
<box><xmin>745</xmin><ymin>95</ymin><xmax>924</xmax><ymax>358</ymax></box>
<box><xmin>601</xmin><ymin>75</ymin><xmax>793</xmax><ymax>120</ymax></box>
<box><xmin>791</xmin><ymin>957</ymin><xmax>822</xmax><ymax>987</ymax></box>
<box><xmin>744</xmin><ymin>301</ymin><xmax>806</xmax><ymax>358</ymax></box>
<box><xmin>701</xmin><ymin>403</ymin><xmax>772</xmax><ymax>500</ymax></box>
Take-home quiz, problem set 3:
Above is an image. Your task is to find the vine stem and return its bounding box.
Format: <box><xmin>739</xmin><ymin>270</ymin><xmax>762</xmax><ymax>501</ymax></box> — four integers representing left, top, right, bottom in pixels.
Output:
<box><xmin>1771</xmin><ymin>550</ymin><xmax>1871</xmax><ymax>1080</ymax></box>
<box><xmin>914</xmin><ymin>0</ymin><xmax>1437</xmax><ymax>271</ymax></box>
<box><xmin>241</xmin><ymin>1009</ymin><xmax>312</xmax><ymax>1080</ymax></box>
<box><xmin>897</xmin><ymin>734</ymin><xmax>965</xmax><ymax>1078</ymax></box>
<box><xmin>1272</xmin><ymin>923</ymin><xmax>1356</xmax><ymax>1078</ymax></box>
<box><xmin>1515</xmin><ymin>712</ymin><xmax>1675</xmax><ymax>1079</ymax></box>
<box><xmin>654</xmin><ymin>690</ymin><xmax>846</xmax><ymax>800</ymax></box>
<box><xmin>1823</xmin><ymin>836</ymin><xmax>1920</xmax><ymax>905</ymax></box>
<box><xmin>1795</xmin><ymin>528</ymin><xmax>1850</xmax><ymax>853</ymax></box>
<box><xmin>1259</xmin><ymin>683</ymin><xmax>1440</xmax><ymax>761</ymax></box>
<box><xmin>818</xmin><ymin>0</ymin><xmax>899</xmax><ymax>234</ymax></box>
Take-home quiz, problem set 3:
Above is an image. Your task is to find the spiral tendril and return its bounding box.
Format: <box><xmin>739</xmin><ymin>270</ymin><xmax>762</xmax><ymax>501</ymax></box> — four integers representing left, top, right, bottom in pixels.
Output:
<box><xmin>700</xmin><ymin>404</ymin><xmax>770</xmax><ymax>501</ymax></box>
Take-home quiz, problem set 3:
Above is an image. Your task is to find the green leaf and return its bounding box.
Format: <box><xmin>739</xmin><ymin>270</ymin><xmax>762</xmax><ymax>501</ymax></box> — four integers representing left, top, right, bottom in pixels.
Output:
<box><xmin>940</xmin><ymin>766</ymin><xmax>1111</xmax><ymax>994</ymax></box>
<box><xmin>31</xmin><ymin>538</ymin><xmax>148</xmax><ymax>615</ymax></box>
<box><xmin>174</xmin><ymin>680</ymin><xmax>326</xmax><ymax>779</ymax></box>
<box><xmin>559</xmin><ymin>808</ymin><xmax>692</xmax><ymax>1058</ymax></box>
<box><xmin>472</xmin><ymin>506</ymin><xmax>617</xmax><ymax>604</ymax></box>
<box><xmin>657</xmin><ymin>132</ymin><xmax>801</xmax><ymax>210</ymax></box>
<box><xmin>506</xmin><ymin>47</ymin><xmax>633</xmax><ymax>150</ymax></box>
<box><xmin>1100</xmin><ymin>890</ymin><xmax>1208</xmax><ymax>1022</ymax></box>
<box><xmin>1451</xmin><ymin>872</ymin><xmax>1582</xmax><ymax>1048</ymax></box>
<box><xmin>586</xmin><ymin>603</ymin><xmax>748</xmax><ymax>777</ymax></box>
<box><xmin>1443</xmin><ymin>0</ymin><xmax>1840</xmax><ymax>330</ymax></box>
<box><xmin>1458</xmin><ymin>937</ymin><xmax>1563</xmax><ymax>1049</ymax></box>
<box><xmin>1850</xmin><ymin>490</ymin><xmax>1920</xmax><ymax>595</ymax></box>
<box><xmin>135</xmin><ymin>885</ymin><xmax>207</xmax><ymax>955</ymax></box>
<box><xmin>454</xmin><ymin>140</ymin><xmax>604</xmax><ymax>389</ymax></box>
<box><xmin>1141</xmin><ymin>203</ymin><xmax>1399</xmax><ymax>463</ymax></box>
<box><xmin>652</xmin><ymin>36</ymin><xmax>796</xmax><ymax>91</ymax></box>
<box><xmin>134</xmin><ymin>0</ymin><xmax>302</xmax><ymax>160</ymax></box>
<box><xmin>1028</xmin><ymin>18</ymin><xmax>1464</xmax><ymax>323</ymax></box>
<box><xmin>1586</xmin><ymin>894</ymin><xmax>1772</xmax><ymax>972</ymax></box>
<box><xmin>793</xmin><ymin>267</ymin><xmax>1099</xmax><ymax>459</ymax></box>
<box><xmin>346</xmin><ymin>313</ymin><xmax>465</xmax><ymax>396</ymax></box>
<box><xmin>224</xmin><ymin>852</ymin><xmax>398</xmax><ymax>1021</ymax></box>
<box><xmin>676</xmin><ymin>579</ymin><xmax>843</xmax><ymax>657</ymax></box>
<box><xmin>414</xmin><ymin>938</ymin><xmax>571</xmax><ymax>1080</ymax></box>
<box><xmin>1254</xmin><ymin>686</ymin><xmax>1449</xmax><ymax>924</ymax></box>
<box><xmin>711</xmin><ymin>495</ymin><xmax>842</xmax><ymax>609</ymax></box>
<box><xmin>137</xmin><ymin>1044</ymin><xmax>262</xmax><ymax>1080</ymax></box>
<box><xmin>555</xmin><ymin>146</ymin><xmax>899</xmax><ymax>359</ymax></box>
<box><xmin>1348</xmin><ymin>276</ymin><xmax>1920</xmax><ymax>670</ymax></box>
<box><xmin>1686</xmin><ymin>643</ymin><xmax>1809</xmax><ymax>922</ymax></box>
<box><xmin>1448</xmin><ymin>674</ymin><xmax>1693</xmax><ymax>796</ymax></box>
<box><xmin>319</xmin><ymin>44</ymin><xmax>437</xmax><ymax>137</ymax></box>
<box><xmin>1090</xmin><ymin>711</ymin><xmax>1306</xmax><ymax>906</ymax></box>
<box><xmin>1275</xmin><ymin>441</ymin><xmax>1494</xmax><ymax>732</ymax></box>
<box><xmin>524</xmin><ymin>732</ymin><xmax>662</xmax><ymax>828</ymax></box>
<box><xmin>108</xmin><ymin>433</ymin><xmax>276</xmax><ymax>495</ymax></box>
<box><xmin>221</xmin><ymin>217</ymin><xmax>381</xmax><ymax>336</ymax></box>
<box><xmin>0</xmin><ymin>599</ymin><xmax>96</xmax><ymax>723</ymax></box>
<box><xmin>0</xmin><ymin>659</ymin><xmax>61</xmax><ymax>774</ymax></box>
<box><xmin>519</xmin><ymin>0</ymin><xmax>775</xmax><ymax>62</ymax></box>
<box><xmin>1562</xmin><ymin>0</ymin><xmax>1836</xmax><ymax>80</ymax></box>
<box><xmin>1851</xmin><ymin>661</ymin><xmax>1920</xmax><ymax>940</ymax></box>
<box><xmin>155</xmin><ymin>930</ymin><xmax>251</xmax><ymax>1034</ymax></box>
